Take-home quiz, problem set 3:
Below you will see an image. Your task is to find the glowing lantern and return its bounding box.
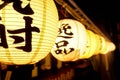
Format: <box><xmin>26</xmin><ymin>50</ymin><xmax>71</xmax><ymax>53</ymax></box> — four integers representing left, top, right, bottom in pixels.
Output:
<box><xmin>80</xmin><ymin>30</ymin><xmax>116</xmax><ymax>59</ymax></box>
<box><xmin>0</xmin><ymin>0</ymin><xmax>58</xmax><ymax>64</ymax></box>
<box><xmin>51</xmin><ymin>19</ymin><xmax>87</xmax><ymax>61</ymax></box>
<box><xmin>106</xmin><ymin>41</ymin><xmax>116</xmax><ymax>53</ymax></box>
<box><xmin>79</xmin><ymin>30</ymin><xmax>102</xmax><ymax>59</ymax></box>
<box><xmin>99</xmin><ymin>36</ymin><xmax>116</xmax><ymax>54</ymax></box>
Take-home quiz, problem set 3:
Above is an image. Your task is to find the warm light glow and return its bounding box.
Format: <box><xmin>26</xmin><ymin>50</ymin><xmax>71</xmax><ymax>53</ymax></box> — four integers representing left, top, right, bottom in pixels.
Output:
<box><xmin>99</xmin><ymin>36</ymin><xmax>116</xmax><ymax>54</ymax></box>
<box><xmin>79</xmin><ymin>30</ymin><xmax>102</xmax><ymax>59</ymax></box>
<box><xmin>51</xmin><ymin>19</ymin><xmax>87</xmax><ymax>61</ymax></box>
<box><xmin>0</xmin><ymin>0</ymin><xmax>59</xmax><ymax>64</ymax></box>
<box><xmin>51</xmin><ymin>19</ymin><xmax>116</xmax><ymax>61</ymax></box>
<box><xmin>80</xmin><ymin>30</ymin><xmax>116</xmax><ymax>59</ymax></box>
<box><xmin>106</xmin><ymin>41</ymin><xmax>116</xmax><ymax>53</ymax></box>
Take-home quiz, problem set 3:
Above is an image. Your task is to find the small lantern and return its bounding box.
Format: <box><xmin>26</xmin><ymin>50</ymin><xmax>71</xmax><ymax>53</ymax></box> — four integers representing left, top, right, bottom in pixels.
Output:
<box><xmin>51</xmin><ymin>19</ymin><xmax>87</xmax><ymax>61</ymax></box>
<box><xmin>0</xmin><ymin>0</ymin><xmax>59</xmax><ymax>64</ymax></box>
<box><xmin>80</xmin><ymin>30</ymin><xmax>116</xmax><ymax>59</ymax></box>
<box><xmin>80</xmin><ymin>30</ymin><xmax>102</xmax><ymax>59</ymax></box>
<box><xmin>99</xmin><ymin>36</ymin><xmax>116</xmax><ymax>54</ymax></box>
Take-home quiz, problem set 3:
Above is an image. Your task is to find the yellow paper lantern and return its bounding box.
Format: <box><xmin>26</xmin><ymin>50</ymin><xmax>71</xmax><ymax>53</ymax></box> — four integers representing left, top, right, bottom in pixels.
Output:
<box><xmin>80</xmin><ymin>30</ymin><xmax>116</xmax><ymax>59</ymax></box>
<box><xmin>80</xmin><ymin>30</ymin><xmax>102</xmax><ymax>59</ymax></box>
<box><xmin>99</xmin><ymin>36</ymin><xmax>116</xmax><ymax>54</ymax></box>
<box><xmin>51</xmin><ymin>19</ymin><xmax>87</xmax><ymax>61</ymax></box>
<box><xmin>0</xmin><ymin>0</ymin><xmax>59</xmax><ymax>64</ymax></box>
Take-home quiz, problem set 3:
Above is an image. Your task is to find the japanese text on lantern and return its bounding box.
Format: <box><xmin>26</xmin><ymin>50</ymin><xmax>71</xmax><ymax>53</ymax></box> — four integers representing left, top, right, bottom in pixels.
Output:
<box><xmin>0</xmin><ymin>0</ymin><xmax>40</xmax><ymax>52</ymax></box>
<box><xmin>55</xmin><ymin>23</ymin><xmax>74</xmax><ymax>54</ymax></box>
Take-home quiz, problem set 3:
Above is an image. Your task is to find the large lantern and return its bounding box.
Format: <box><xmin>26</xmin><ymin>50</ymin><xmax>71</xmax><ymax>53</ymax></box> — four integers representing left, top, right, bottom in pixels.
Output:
<box><xmin>51</xmin><ymin>19</ymin><xmax>87</xmax><ymax>61</ymax></box>
<box><xmin>0</xmin><ymin>0</ymin><xmax>59</xmax><ymax>64</ymax></box>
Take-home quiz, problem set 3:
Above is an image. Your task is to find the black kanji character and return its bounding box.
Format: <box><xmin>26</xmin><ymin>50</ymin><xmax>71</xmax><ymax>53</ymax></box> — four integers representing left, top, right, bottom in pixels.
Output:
<box><xmin>58</xmin><ymin>24</ymin><xmax>73</xmax><ymax>38</ymax></box>
<box><xmin>7</xmin><ymin>16</ymin><xmax>40</xmax><ymax>52</ymax></box>
<box><xmin>0</xmin><ymin>0</ymin><xmax>34</xmax><ymax>15</ymax></box>
<box><xmin>0</xmin><ymin>17</ymin><xmax>8</xmax><ymax>48</ymax></box>
<box><xmin>55</xmin><ymin>40</ymin><xmax>68</xmax><ymax>48</ymax></box>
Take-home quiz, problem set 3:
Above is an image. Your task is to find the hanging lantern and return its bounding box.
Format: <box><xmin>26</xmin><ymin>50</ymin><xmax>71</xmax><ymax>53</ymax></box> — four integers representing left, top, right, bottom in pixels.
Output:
<box><xmin>80</xmin><ymin>30</ymin><xmax>116</xmax><ymax>59</ymax></box>
<box><xmin>106</xmin><ymin>41</ymin><xmax>116</xmax><ymax>53</ymax></box>
<box><xmin>99</xmin><ymin>36</ymin><xmax>116</xmax><ymax>54</ymax></box>
<box><xmin>79</xmin><ymin>30</ymin><xmax>102</xmax><ymax>59</ymax></box>
<box><xmin>51</xmin><ymin>19</ymin><xmax>87</xmax><ymax>61</ymax></box>
<box><xmin>0</xmin><ymin>0</ymin><xmax>59</xmax><ymax>64</ymax></box>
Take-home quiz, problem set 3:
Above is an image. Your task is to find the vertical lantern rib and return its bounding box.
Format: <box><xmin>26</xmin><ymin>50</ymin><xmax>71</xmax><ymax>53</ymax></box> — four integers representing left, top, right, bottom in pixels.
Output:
<box><xmin>30</xmin><ymin>0</ymin><xmax>47</xmax><ymax>64</ymax></box>
<box><xmin>2</xmin><ymin>5</ymin><xmax>13</xmax><ymax>64</ymax></box>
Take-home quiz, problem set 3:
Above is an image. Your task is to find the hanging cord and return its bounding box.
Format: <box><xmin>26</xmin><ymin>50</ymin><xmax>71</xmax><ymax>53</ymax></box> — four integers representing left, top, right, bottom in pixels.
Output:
<box><xmin>60</xmin><ymin>5</ymin><xmax>67</xmax><ymax>18</ymax></box>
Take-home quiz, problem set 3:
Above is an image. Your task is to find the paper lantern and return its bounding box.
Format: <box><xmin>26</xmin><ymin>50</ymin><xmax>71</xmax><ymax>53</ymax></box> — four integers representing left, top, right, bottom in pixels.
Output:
<box><xmin>106</xmin><ymin>41</ymin><xmax>116</xmax><ymax>53</ymax></box>
<box><xmin>80</xmin><ymin>30</ymin><xmax>102</xmax><ymax>59</ymax></box>
<box><xmin>99</xmin><ymin>36</ymin><xmax>116</xmax><ymax>54</ymax></box>
<box><xmin>80</xmin><ymin>30</ymin><xmax>116</xmax><ymax>59</ymax></box>
<box><xmin>0</xmin><ymin>0</ymin><xmax>59</xmax><ymax>64</ymax></box>
<box><xmin>51</xmin><ymin>19</ymin><xmax>87</xmax><ymax>61</ymax></box>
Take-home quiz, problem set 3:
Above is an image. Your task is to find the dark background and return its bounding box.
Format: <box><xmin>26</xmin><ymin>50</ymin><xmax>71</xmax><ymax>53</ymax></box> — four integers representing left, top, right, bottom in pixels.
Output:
<box><xmin>74</xmin><ymin>0</ymin><xmax>120</xmax><ymax>21</ymax></box>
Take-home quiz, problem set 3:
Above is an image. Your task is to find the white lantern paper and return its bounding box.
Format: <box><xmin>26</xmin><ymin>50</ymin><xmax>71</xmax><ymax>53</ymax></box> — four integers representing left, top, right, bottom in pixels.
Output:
<box><xmin>0</xmin><ymin>0</ymin><xmax>58</xmax><ymax>64</ymax></box>
<box><xmin>51</xmin><ymin>19</ymin><xmax>87</xmax><ymax>61</ymax></box>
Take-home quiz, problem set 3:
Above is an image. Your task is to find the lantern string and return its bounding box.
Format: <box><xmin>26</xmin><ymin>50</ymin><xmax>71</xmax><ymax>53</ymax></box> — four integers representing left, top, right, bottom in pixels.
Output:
<box><xmin>60</xmin><ymin>6</ymin><xmax>67</xmax><ymax>18</ymax></box>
